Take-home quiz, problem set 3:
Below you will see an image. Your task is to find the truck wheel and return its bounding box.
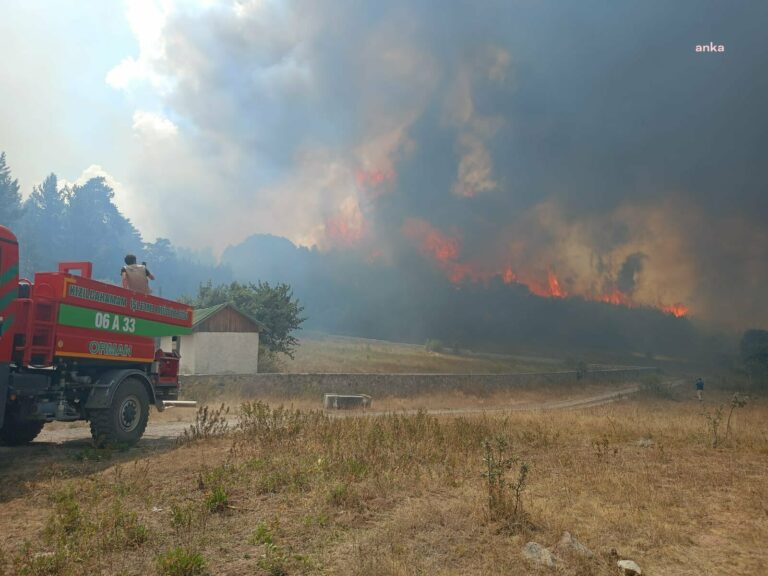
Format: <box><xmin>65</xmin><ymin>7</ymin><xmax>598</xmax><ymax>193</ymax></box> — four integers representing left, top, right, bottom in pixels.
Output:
<box><xmin>0</xmin><ymin>409</ymin><xmax>45</xmax><ymax>445</ymax></box>
<box><xmin>90</xmin><ymin>377</ymin><xmax>150</xmax><ymax>448</ymax></box>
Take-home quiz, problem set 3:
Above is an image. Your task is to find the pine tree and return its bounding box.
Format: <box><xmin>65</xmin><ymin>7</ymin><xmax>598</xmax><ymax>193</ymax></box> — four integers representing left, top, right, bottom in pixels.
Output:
<box><xmin>0</xmin><ymin>152</ymin><xmax>23</xmax><ymax>227</ymax></box>
<box><xmin>67</xmin><ymin>177</ymin><xmax>144</xmax><ymax>280</ymax></box>
<box><xmin>19</xmin><ymin>173</ymin><xmax>70</xmax><ymax>274</ymax></box>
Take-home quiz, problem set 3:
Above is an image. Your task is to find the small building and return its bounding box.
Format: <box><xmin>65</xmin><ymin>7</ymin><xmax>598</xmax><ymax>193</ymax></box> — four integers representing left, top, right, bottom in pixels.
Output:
<box><xmin>160</xmin><ymin>303</ymin><xmax>264</xmax><ymax>375</ymax></box>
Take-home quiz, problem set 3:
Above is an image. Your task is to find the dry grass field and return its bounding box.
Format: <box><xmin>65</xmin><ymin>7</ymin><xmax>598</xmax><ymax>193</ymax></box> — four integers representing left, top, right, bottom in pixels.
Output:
<box><xmin>1</xmin><ymin>386</ymin><xmax>766</xmax><ymax>576</ymax></box>
<box><xmin>281</xmin><ymin>332</ymin><xmax>558</xmax><ymax>374</ymax></box>
<box><xmin>179</xmin><ymin>377</ymin><xmax>644</xmax><ymax>414</ymax></box>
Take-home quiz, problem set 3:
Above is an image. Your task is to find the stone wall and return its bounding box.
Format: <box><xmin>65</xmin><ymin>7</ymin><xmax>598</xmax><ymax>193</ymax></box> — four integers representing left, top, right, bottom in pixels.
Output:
<box><xmin>180</xmin><ymin>368</ymin><xmax>659</xmax><ymax>401</ymax></box>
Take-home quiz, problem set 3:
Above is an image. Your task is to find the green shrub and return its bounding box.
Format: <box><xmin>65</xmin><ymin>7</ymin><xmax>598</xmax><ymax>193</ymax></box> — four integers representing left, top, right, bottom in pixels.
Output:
<box><xmin>482</xmin><ymin>436</ymin><xmax>531</xmax><ymax>533</ymax></box>
<box><xmin>46</xmin><ymin>490</ymin><xmax>82</xmax><ymax>541</ymax></box>
<box><xmin>249</xmin><ymin>522</ymin><xmax>274</xmax><ymax>546</ymax></box>
<box><xmin>205</xmin><ymin>485</ymin><xmax>229</xmax><ymax>513</ymax></box>
<box><xmin>170</xmin><ymin>503</ymin><xmax>196</xmax><ymax>533</ymax></box>
<box><xmin>156</xmin><ymin>547</ymin><xmax>208</xmax><ymax>576</ymax></box>
<box><xmin>12</xmin><ymin>546</ymin><xmax>68</xmax><ymax>576</ymax></box>
<box><xmin>257</xmin><ymin>544</ymin><xmax>288</xmax><ymax>576</ymax></box>
<box><xmin>302</xmin><ymin>513</ymin><xmax>329</xmax><ymax>528</ymax></box>
<box><xmin>97</xmin><ymin>501</ymin><xmax>149</xmax><ymax>550</ymax></box>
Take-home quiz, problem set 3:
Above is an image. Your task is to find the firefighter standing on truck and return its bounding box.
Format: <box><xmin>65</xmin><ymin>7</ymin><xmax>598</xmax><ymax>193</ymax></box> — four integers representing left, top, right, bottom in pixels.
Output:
<box><xmin>121</xmin><ymin>254</ymin><xmax>154</xmax><ymax>294</ymax></box>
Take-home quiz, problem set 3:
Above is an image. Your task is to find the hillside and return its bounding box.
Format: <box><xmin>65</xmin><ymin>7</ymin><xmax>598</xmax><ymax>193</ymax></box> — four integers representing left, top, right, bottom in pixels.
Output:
<box><xmin>281</xmin><ymin>332</ymin><xmax>562</xmax><ymax>374</ymax></box>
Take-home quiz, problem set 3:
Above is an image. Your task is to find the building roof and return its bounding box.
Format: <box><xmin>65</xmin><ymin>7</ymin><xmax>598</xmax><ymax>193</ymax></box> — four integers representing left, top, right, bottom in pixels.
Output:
<box><xmin>192</xmin><ymin>303</ymin><xmax>266</xmax><ymax>332</ymax></box>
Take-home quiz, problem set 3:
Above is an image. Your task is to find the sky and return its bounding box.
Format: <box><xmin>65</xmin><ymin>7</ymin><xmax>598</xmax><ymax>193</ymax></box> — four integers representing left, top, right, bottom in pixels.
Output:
<box><xmin>1</xmin><ymin>0</ymin><xmax>767</xmax><ymax>329</ymax></box>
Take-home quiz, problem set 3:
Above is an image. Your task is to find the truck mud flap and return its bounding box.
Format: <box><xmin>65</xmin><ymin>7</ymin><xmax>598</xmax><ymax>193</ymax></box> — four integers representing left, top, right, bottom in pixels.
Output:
<box><xmin>84</xmin><ymin>369</ymin><xmax>155</xmax><ymax>410</ymax></box>
<box><xmin>0</xmin><ymin>363</ymin><xmax>9</xmax><ymax>428</ymax></box>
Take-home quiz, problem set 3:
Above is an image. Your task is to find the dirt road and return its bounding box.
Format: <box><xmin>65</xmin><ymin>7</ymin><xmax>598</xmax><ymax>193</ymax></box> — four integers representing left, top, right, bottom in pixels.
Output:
<box><xmin>30</xmin><ymin>380</ymin><xmax>665</xmax><ymax>446</ymax></box>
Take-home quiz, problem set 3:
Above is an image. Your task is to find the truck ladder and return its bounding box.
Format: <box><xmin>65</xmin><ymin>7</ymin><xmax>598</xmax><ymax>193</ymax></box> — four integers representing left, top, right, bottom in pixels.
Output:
<box><xmin>19</xmin><ymin>299</ymin><xmax>57</xmax><ymax>366</ymax></box>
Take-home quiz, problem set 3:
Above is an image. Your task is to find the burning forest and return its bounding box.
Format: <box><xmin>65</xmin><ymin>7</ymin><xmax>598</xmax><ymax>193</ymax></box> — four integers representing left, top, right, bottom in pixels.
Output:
<box><xmin>4</xmin><ymin>0</ymin><xmax>767</xmax><ymax>358</ymax></box>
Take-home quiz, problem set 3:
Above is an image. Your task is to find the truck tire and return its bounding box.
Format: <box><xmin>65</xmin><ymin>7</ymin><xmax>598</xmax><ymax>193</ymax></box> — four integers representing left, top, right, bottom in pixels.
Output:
<box><xmin>89</xmin><ymin>377</ymin><xmax>150</xmax><ymax>448</ymax></box>
<box><xmin>0</xmin><ymin>409</ymin><xmax>45</xmax><ymax>445</ymax></box>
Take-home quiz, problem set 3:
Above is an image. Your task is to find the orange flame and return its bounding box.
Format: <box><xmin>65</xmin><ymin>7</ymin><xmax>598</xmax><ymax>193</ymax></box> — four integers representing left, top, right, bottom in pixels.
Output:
<box><xmin>445</xmin><ymin>262</ymin><xmax>485</xmax><ymax>283</ymax></box>
<box><xmin>524</xmin><ymin>278</ymin><xmax>548</xmax><ymax>298</ymax></box>
<box><xmin>596</xmin><ymin>289</ymin><xmax>635</xmax><ymax>307</ymax></box>
<box><xmin>403</xmin><ymin>218</ymin><xmax>460</xmax><ymax>263</ymax></box>
<box><xmin>402</xmin><ymin>224</ymin><xmax>689</xmax><ymax>316</ymax></box>
<box><xmin>503</xmin><ymin>267</ymin><xmax>565</xmax><ymax>299</ymax></box>
<box><xmin>547</xmin><ymin>270</ymin><xmax>565</xmax><ymax>298</ymax></box>
<box><xmin>403</xmin><ymin>219</ymin><xmax>489</xmax><ymax>283</ymax></box>
<box><xmin>660</xmin><ymin>302</ymin><xmax>689</xmax><ymax>318</ymax></box>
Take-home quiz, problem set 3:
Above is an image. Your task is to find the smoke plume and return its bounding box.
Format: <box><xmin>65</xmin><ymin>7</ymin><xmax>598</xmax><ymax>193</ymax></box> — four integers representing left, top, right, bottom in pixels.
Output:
<box><xmin>111</xmin><ymin>0</ymin><xmax>768</xmax><ymax>329</ymax></box>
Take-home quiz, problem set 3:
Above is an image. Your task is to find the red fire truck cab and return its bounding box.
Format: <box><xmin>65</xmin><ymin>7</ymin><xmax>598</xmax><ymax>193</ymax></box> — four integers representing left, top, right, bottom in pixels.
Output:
<box><xmin>0</xmin><ymin>225</ymin><xmax>193</xmax><ymax>446</ymax></box>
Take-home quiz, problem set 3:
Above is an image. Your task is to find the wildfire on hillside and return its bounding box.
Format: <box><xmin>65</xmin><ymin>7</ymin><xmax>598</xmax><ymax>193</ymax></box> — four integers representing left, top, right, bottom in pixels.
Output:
<box><xmin>402</xmin><ymin>218</ymin><xmax>689</xmax><ymax>317</ymax></box>
<box><xmin>660</xmin><ymin>303</ymin><xmax>689</xmax><ymax>318</ymax></box>
<box><xmin>596</xmin><ymin>289</ymin><xmax>634</xmax><ymax>307</ymax></box>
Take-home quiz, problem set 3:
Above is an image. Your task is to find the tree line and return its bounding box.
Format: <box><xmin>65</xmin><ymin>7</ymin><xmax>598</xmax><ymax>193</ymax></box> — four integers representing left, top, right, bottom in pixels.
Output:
<box><xmin>0</xmin><ymin>152</ymin><xmax>305</xmax><ymax>362</ymax></box>
<box><xmin>0</xmin><ymin>152</ymin><xmax>223</xmax><ymax>296</ymax></box>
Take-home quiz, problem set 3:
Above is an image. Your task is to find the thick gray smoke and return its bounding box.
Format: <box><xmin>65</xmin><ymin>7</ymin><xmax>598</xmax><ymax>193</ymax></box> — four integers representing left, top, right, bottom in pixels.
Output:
<box><xmin>617</xmin><ymin>253</ymin><xmax>647</xmax><ymax>296</ymax></box>
<box><xmin>119</xmin><ymin>0</ymin><xmax>768</xmax><ymax>330</ymax></box>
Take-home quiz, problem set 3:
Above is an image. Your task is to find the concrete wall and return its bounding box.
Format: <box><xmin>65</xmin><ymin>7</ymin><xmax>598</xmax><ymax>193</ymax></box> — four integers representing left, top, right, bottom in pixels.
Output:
<box><xmin>162</xmin><ymin>332</ymin><xmax>260</xmax><ymax>375</ymax></box>
<box><xmin>180</xmin><ymin>367</ymin><xmax>659</xmax><ymax>400</ymax></box>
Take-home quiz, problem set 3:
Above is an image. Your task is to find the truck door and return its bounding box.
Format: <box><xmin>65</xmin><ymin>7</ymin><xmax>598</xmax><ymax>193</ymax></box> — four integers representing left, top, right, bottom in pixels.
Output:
<box><xmin>0</xmin><ymin>234</ymin><xmax>4</xmax><ymax>427</ymax></box>
<box><xmin>0</xmin><ymin>226</ymin><xmax>20</xmax><ymax>428</ymax></box>
<box><xmin>0</xmin><ymin>227</ymin><xmax>20</xmax><ymax>361</ymax></box>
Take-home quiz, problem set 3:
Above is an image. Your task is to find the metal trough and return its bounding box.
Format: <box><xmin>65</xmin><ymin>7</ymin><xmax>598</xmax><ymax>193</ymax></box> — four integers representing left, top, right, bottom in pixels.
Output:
<box><xmin>323</xmin><ymin>393</ymin><xmax>372</xmax><ymax>410</ymax></box>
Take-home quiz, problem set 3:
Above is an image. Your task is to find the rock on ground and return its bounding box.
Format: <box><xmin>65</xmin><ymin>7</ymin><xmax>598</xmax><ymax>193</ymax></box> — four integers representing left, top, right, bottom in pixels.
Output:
<box><xmin>618</xmin><ymin>559</ymin><xmax>642</xmax><ymax>575</ymax></box>
<box><xmin>522</xmin><ymin>542</ymin><xmax>560</xmax><ymax>568</ymax></box>
<box><xmin>556</xmin><ymin>531</ymin><xmax>593</xmax><ymax>558</ymax></box>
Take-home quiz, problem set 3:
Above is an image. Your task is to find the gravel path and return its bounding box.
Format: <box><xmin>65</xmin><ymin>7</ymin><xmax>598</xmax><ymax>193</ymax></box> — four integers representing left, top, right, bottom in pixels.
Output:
<box><xmin>32</xmin><ymin>380</ymin><xmax>681</xmax><ymax>445</ymax></box>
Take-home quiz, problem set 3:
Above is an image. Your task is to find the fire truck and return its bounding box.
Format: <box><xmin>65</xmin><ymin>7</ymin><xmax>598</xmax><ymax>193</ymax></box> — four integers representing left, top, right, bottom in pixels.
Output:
<box><xmin>0</xmin><ymin>225</ymin><xmax>193</xmax><ymax>447</ymax></box>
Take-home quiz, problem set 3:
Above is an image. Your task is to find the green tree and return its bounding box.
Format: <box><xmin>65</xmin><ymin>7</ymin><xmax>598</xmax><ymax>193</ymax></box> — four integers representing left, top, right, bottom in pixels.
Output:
<box><xmin>0</xmin><ymin>152</ymin><xmax>23</xmax><ymax>227</ymax></box>
<box><xmin>18</xmin><ymin>173</ymin><xmax>70</xmax><ymax>275</ymax></box>
<box><xmin>67</xmin><ymin>177</ymin><xmax>144</xmax><ymax>279</ymax></box>
<box><xmin>188</xmin><ymin>281</ymin><xmax>306</xmax><ymax>358</ymax></box>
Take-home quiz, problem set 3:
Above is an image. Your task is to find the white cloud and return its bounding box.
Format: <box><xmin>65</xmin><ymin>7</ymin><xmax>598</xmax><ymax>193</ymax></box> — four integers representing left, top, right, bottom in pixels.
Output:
<box><xmin>106</xmin><ymin>0</ymin><xmax>174</xmax><ymax>92</ymax></box>
<box><xmin>132</xmin><ymin>110</ymin><xmax>179</xmax><ymax>139</ymax></box>
<box><xmin>106</xmin><ymin>57</ymin><xmax>144</xmax><ymax>90</ymax></box>
<box><xmin>59</xmin><ymin>164</ymin><xmax>125</xmax><ymax>193</ymax></box>
<box><xmin>72</xmin><ymin>164</ymin><xmax>123</xmax><ymax>188</ymax></box>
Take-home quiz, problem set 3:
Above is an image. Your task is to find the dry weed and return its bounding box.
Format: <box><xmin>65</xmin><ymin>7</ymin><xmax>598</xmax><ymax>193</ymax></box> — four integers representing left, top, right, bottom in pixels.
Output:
<box><xmin>1</xmin><ymin>394</ymin><xmax>766</xmax><ymax>575</ymax></box>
